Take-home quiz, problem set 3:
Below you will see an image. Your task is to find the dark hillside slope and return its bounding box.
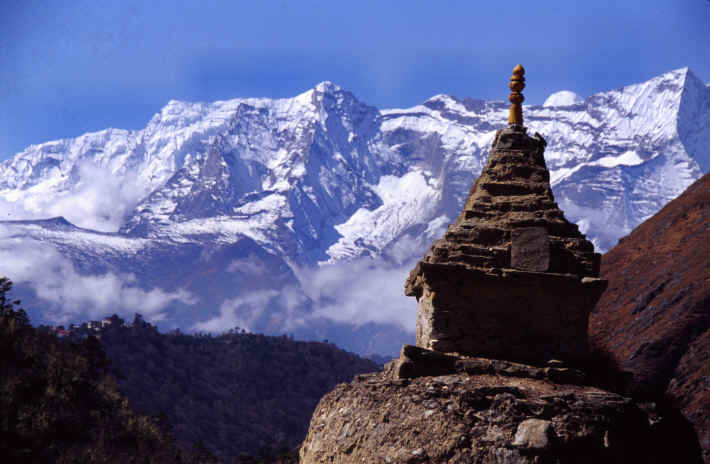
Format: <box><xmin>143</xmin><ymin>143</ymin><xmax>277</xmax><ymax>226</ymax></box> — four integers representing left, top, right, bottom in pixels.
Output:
<box><xmin>0</xmin><ymin>280</ymin><xmax>203</xmax><ymax>463</ymax></box>
<box><xmin>590</xmin><ymin>172</ymin><xmax>710</xmax><ymax>462</ymax></box>
<box><xmin>97</xmin><ymin>319</ymin><xmax>378</xmax><ymax>461</ymax></box>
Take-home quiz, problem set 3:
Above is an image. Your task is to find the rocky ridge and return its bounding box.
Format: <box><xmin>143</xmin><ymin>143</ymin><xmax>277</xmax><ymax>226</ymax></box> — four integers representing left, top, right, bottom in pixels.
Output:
<box><xmin>300</xmin><ymin>344</ymin><xmax>700</xmax><ymax>463</ymax></box>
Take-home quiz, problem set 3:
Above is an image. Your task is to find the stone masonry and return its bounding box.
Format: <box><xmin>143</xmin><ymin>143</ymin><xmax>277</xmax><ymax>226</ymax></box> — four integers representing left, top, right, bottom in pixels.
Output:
<box><xmin>405</xmin><ymin>66</ymin><xmax>607</xmax><ymax>364</ymax></box>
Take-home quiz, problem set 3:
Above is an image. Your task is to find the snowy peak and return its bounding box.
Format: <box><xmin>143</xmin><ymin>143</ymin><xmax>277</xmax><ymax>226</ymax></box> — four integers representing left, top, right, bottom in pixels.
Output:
<box><xmin>678</xmin><ymin>69</ymin><xmax>710</xmax><ymax>173</ymax></box>
<box><xmin>2</xmin><ymin>67</ymin><xmax>710</xmax><ymax>355</ymax></box>
<box><xmin>683</xmin><ymin>68</ymin><xmax>710</xmax><ymax>97</ymax></box>
<box><xmin>309</xmin><ymin>81</ymin><xmax>382</xmax><ymax>137</ymax></box>
<box><xmin>119</xmin><ymin>81</ymin><xmax>394</xmax><ymax>265</ymax></box>
<box><xmin>2</xmin><ymin>68</ymin><xmax>710</xmax><ymax>253</ymax></box>
<box><xmin>678</xmin><ymin>67</ymin><xmax>710</xmax><ymax>113</ymax></box>
<box><xmin>0</xmin><ymin>127</ymin><xmax>135</xmax><ymax>189</ymax></box>
<box><xmin>590</xmin><ymin>67</ymin><xmax>687</xmax><ymax>112</ymax></box>
<box><xmin>313</xmin><ymin>80</ymin><xmax>343</xmax><ymax>94</ymax></box>
<box><xmin>543</xmin><ymin>90</ymin><xmax>584</xmax><ymax>107</ymax></box>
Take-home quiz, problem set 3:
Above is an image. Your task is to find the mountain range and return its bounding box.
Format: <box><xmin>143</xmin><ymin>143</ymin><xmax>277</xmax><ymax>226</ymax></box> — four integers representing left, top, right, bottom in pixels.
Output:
<box><xmin>1</xmin><ymin>67</ymin><xmax>708</xmax><ymax>355</ymax></box>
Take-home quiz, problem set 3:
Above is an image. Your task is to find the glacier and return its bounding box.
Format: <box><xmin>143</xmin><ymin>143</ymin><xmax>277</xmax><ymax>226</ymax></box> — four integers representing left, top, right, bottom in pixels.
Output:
<box><xmin>1</xmin><ymin>67</ymin><xmax>708</xmax><ymax>355</ymax></box>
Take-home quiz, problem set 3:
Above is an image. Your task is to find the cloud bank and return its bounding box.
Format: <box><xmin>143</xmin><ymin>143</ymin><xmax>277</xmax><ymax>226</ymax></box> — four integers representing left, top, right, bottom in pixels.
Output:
<box><xmin>296</xmin><ymin>257</ymin><xmax>418</xmax><ymax>333</ymax></box>
<box><xmin>0</xmin><ymin>229</ymin><xmax>196</xmax><ymax>324</ymax></box>
<box><xmin>192</xmin><ymin>290</ymin><xmax>278</xmax><ymax>333</ymax></box>
<box><xmin>0</xmin><ymin>160</ymin><xmax>149</xmax><ymax>232</ymax></box>
<box><xmin>192</xmin><ymin>235</ymin><xmax>426</xmax><ymax>337</ymax></box>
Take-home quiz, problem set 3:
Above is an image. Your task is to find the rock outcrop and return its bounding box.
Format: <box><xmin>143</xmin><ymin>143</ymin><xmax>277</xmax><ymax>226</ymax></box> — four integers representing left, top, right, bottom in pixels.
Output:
<box><xmin>590</xmin><ymin>172</ymin><xmax>710</xmax><ymax>463</ymax></box>
<box><xmin>300</xmin><ymin>347</ymin><xmax>674</xmax><ymax>464</ymax></box>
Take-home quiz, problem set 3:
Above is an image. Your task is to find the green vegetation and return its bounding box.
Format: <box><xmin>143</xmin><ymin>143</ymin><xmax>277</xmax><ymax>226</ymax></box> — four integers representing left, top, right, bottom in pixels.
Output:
<box><xmin>96</xmin><ymin>317</ymin><xmax>378</xmax><ymax>461</ymax></box>
<box><xmin>1</xmin><ymin>276</ymin><xmax>378</xmax><ymax>461</ymax></box>
<box><xmin>0</xmin><ymin>277</ymin><xmax>215</xmax><ymax>463</ymax></box>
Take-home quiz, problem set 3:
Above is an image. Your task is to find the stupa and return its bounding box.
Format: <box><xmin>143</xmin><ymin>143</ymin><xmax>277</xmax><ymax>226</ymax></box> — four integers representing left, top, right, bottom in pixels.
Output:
<box><xmin>405</xmin><ymin>64</ymin><xmax>607</xmax><ymax>364</ymax></box>
<box><xmin>299</xmin><ymin>67</ymin><xmax>694</xmax><ymax>464</ymax></box>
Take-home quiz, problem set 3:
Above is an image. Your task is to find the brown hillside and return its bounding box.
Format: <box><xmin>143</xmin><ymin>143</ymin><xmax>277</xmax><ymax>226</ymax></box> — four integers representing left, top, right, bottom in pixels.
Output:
<box><xmin>590</xmin><ymin>172</ymin><xmax>710</xmax><ymax>462</ymax></box>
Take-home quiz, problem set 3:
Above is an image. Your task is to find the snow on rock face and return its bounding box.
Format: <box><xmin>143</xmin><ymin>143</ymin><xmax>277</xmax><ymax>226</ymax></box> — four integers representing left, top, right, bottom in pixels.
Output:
<box><xmin>1</xmin><ymin>69</ymin><xmax>709</xmax><ymax>350</ymax></box>
<box><xmin>0</xmin><ymin>128</ymin><xmax>151</xmax><ymax>231</ymax></box>
<box><xmin>326</xmin><ymin>169</ymin><xmax>442</xmax><ymax>262</ymax></box>
<box><xmin>525</xmin><ymin>67</ymin><xmax>707</xmax><ymax>249</ymax></box>
<box><xmin>543</xmin><ymin>90</ymin><xmax>584</xmax><ymax>107</ymax></box>
<box><xmin>2</xmin><ymin>68</ymin><xmax>707</xmax><ymax>255</ymax></box>
<box><xmin>116</xmin><ymin>81</ymin><xmax>398</xmax><ymax>265</ymax></box>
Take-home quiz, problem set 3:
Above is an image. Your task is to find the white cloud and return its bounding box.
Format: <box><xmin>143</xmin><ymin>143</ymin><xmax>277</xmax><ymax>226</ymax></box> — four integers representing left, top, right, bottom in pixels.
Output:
<box><xmin>192</xmin><ymin>290</ymin><xmax>278</xmax><ymax>333</ymax></box>
<box><xmin>557</xmin><ymin>197</ymin><xmax>628</xmax><ymax>252</ymax></box>
<box><xmin>191</xmin><ymin>284</ymin><xmax>312</xmax><ymax>334</ymax></box>
<box><xmin>296</xmin><ymin>257</ymin><xmax>418</xmax><ymax>332</ymax></box>
<box><xmin>0</xmin><ymin>225</ymin><xmax>421</xmax><ymax>336</ymax></box>
<box><xmin>226</xmin><ymin>255</ymin><xmax>268</xmax><ymax>275</ymax></box>
<box><xmin>0</xmin><ymin>160</ymin><xmax>150</xmax><ymax>232</ymax></box>
<box><xmin>0</xmin><ymin>229</ymin><xmax>196</xmax><ymax>324</ymax></box>
<box><xmin>0</xmin><ymin>196</ymin><xmax>44</xmax><ymax>222</ymax></box>
<box><xmin>47</xmin><ymin>161</ymin><xmax>149</xmax><ymax>232</ymax></box>
<box><xmin>191</xmin><ymin>254</ymin><xmax>420</xmax><ymax>336</ymax></box>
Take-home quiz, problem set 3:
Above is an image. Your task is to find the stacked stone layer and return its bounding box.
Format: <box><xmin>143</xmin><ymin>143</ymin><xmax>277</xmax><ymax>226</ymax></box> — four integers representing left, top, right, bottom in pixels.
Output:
<box><xmin>406</xmin><ymin>127</ymin><xmax>606</xmax><ymax>363</ymax></box>
<box><xmin>407</xmin><ymin>127</ymin><xmax>600</xmax><ymax>291</ymax></box>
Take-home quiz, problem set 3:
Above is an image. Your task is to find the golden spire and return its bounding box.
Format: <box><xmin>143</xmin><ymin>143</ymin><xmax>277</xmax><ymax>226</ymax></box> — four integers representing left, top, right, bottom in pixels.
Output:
<box><xmin>508</xmin><ymin>64</ymin><xmax>525</xmax><ymax>127</ymax></box>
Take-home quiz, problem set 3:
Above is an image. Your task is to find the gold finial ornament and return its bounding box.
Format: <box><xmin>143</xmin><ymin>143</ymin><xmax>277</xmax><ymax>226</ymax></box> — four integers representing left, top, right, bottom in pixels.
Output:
<box><xmin>508</xmin><ymin>64</ymin><xmax>525</xmax><ymax>127</ymax></box>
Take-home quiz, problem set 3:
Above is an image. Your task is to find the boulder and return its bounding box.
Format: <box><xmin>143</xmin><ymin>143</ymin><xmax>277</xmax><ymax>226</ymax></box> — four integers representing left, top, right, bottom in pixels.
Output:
<box><xmin>300</xmin><ymin>357</ymin><xmax>668</xmax><ymax>463</ymax></box>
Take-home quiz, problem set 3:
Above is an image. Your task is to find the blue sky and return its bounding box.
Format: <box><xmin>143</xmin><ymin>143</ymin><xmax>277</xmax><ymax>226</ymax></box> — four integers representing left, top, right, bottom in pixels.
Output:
<box><xmin>1</xmin><ymin>0</ymin><xmax>709</xmax><ymax>161</ymax></box>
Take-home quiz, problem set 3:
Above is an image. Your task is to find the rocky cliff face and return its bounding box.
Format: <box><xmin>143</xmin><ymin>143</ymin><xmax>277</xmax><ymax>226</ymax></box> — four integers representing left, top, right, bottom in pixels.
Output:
<box><xmin>300</xmin><ymin>346</ymin><xmax>700</xmax><ymax>463</ymax></box>
<box><xmin>590</xmin><ymin>172</ymin><xmax>710</xmax><ymax>463</ymax></box>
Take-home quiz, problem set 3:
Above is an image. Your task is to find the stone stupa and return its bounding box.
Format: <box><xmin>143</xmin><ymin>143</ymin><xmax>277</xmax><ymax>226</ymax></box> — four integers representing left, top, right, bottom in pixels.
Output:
<box><xmin>405</xmin><ymin>64</ymin><xmax>607</xmax><ymax>364</ymax></box>
<box><xmin>299</xmin><ymin>66</ymin><xmax>690</xmax><ymax>464</ymax></box>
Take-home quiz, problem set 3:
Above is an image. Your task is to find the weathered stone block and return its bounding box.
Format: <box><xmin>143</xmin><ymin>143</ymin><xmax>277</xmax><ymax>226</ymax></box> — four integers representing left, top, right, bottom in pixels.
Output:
<box><xmin>511</xmin><ymin>226</ymin><xmax>550</xmax><ymax>271</ymax></box>
<box><xmin>413</xmin><ymin>263</ymin><xmax>601</xmax><ymax>363</ymax></box>
<box><xmin>512</xmin><ymin>419</ymin><xmax>555</xmax><ymax>449</ymax></box>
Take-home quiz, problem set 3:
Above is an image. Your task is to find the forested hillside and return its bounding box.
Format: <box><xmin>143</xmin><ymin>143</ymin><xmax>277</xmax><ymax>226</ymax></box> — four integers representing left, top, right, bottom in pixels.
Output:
<box><xmin>87</xmin><ymin>315</ymin><xmax>379</xmax><ymax>461</ymax></box>
<box><xmin>0</xmin><ymin>278</ymin><xmax>211</xmax><ymax>463</ymax></box>
<box><xmin>1</xmin><ymin>275</ymin><xmax>378</xmax><ymax>462</ymax></box>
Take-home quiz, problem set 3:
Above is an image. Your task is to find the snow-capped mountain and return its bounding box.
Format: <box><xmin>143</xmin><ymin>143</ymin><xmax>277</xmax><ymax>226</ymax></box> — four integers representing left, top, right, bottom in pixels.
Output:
<box><xmin>1</xmin><ymin>68</ymin><xmax>708</xmax><ymax>355</ymax></box>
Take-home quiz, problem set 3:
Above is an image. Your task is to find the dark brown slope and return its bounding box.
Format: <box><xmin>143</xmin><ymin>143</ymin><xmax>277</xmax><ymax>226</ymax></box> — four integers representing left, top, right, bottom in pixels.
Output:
<box><xmin>589</xmin><ymin>172</ymin><xmax>710</xmax><ymax>462</ymax></box>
